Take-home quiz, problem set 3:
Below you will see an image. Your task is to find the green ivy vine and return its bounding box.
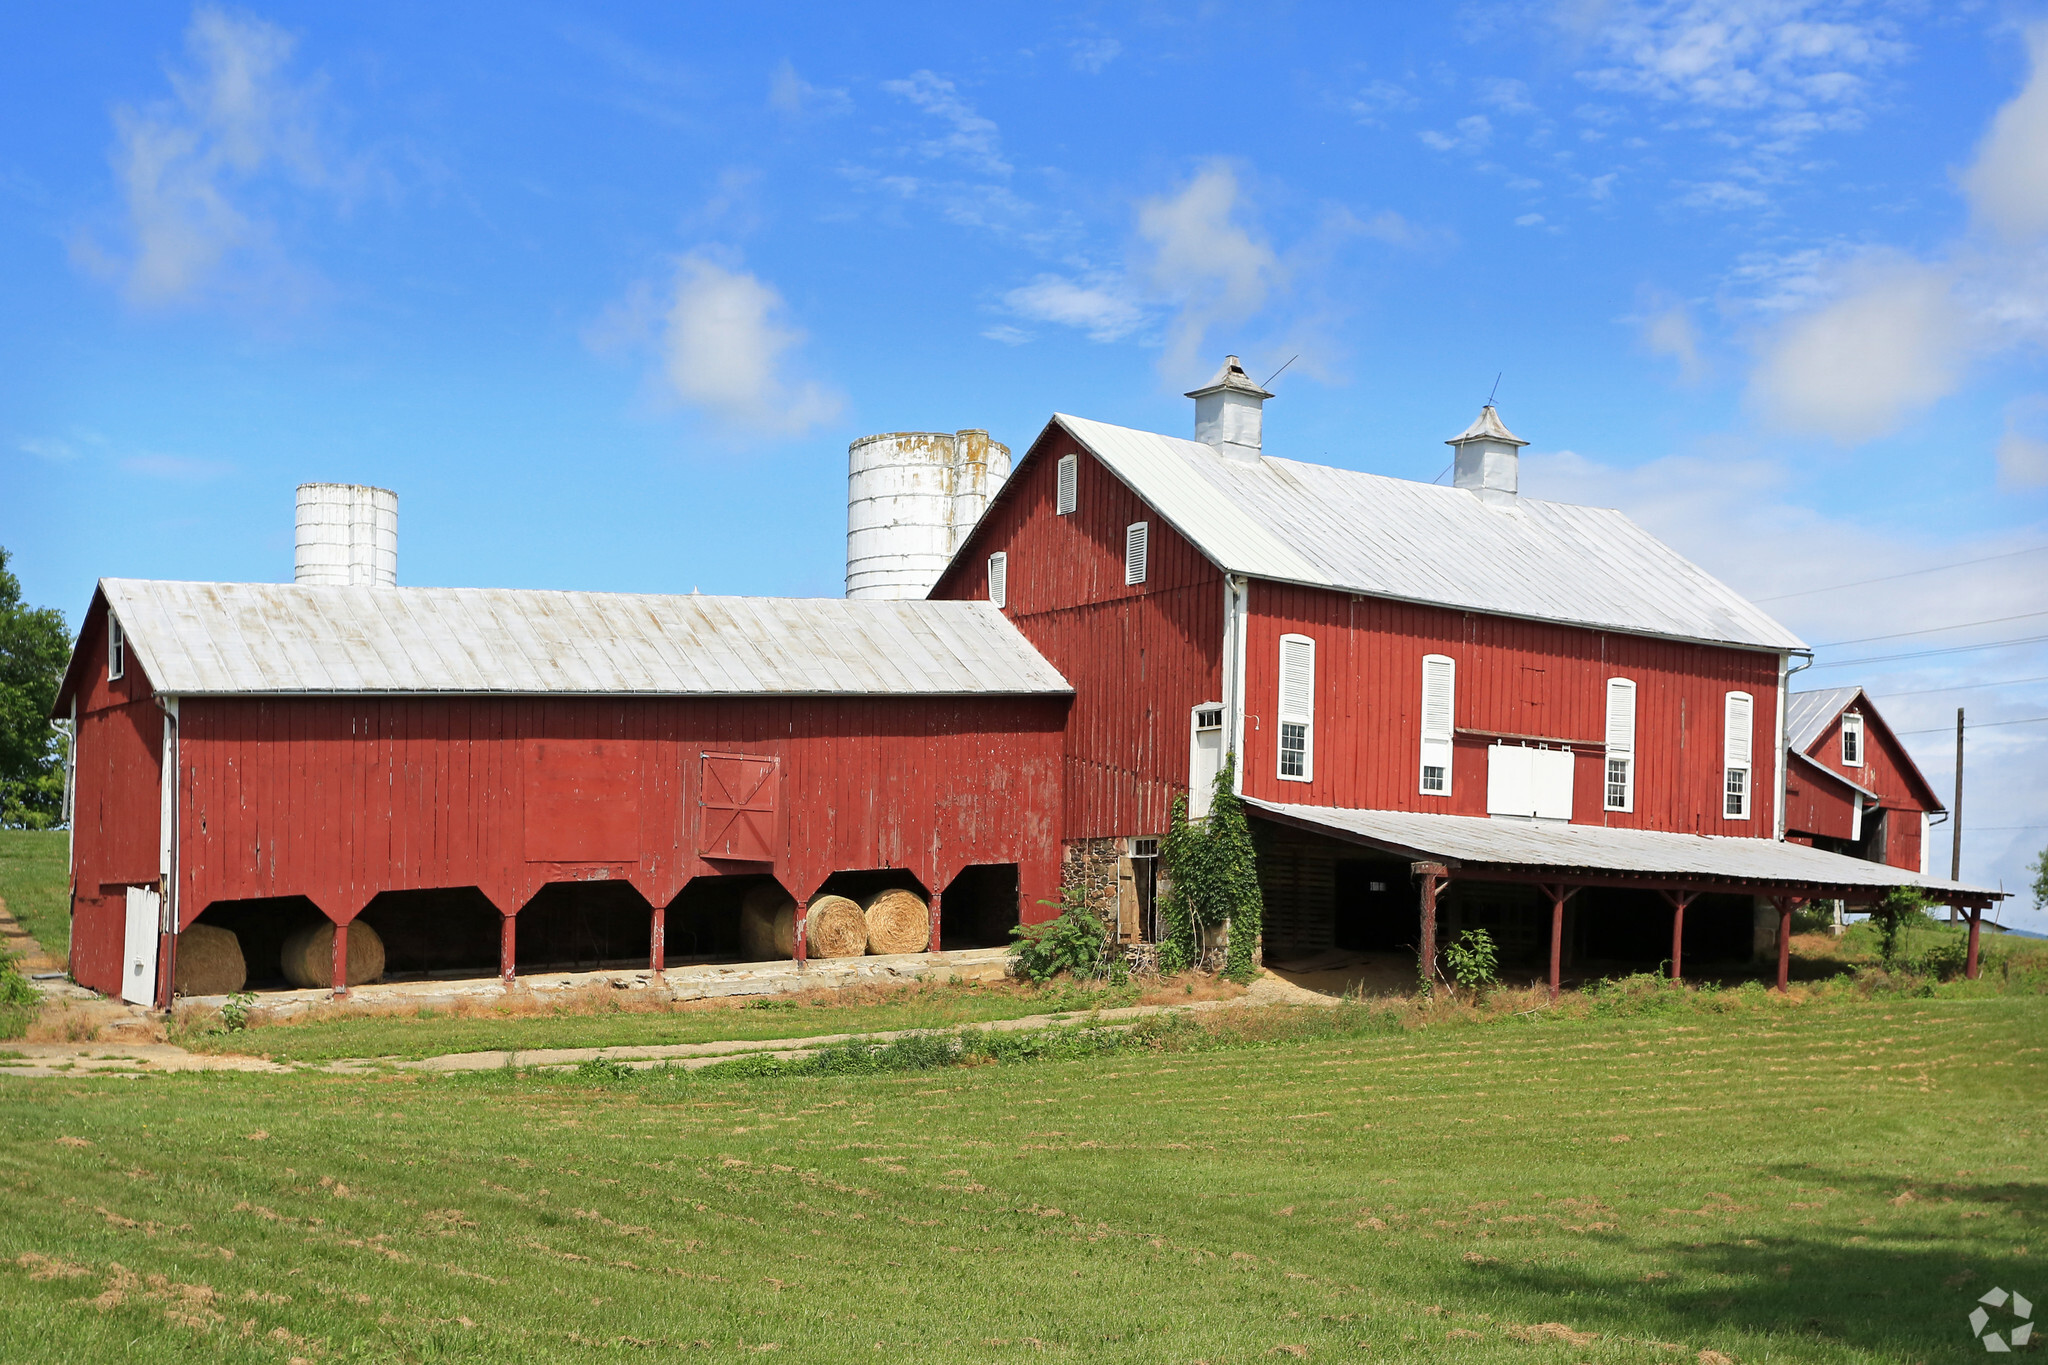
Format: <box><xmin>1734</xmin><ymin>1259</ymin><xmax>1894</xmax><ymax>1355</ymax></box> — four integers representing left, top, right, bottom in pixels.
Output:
<box><xmin>1157</xmin><ymin>755</ymin><xmax>1265</xmax><ymax>982</ymax></box>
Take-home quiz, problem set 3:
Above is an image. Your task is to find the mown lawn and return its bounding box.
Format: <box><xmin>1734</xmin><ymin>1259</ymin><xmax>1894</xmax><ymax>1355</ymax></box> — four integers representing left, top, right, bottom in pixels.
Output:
<box><xmin>0</xmin><ymin>828</ymin><xmax>67</xmax><ymax>961</ymax></box>
<box><xmin>3</xmin><ymin>993</ymin><xmax>2043</xmax><ymax>1363</ymax></box>
<box><xmin>174</xmin><ymin>977</ymin><xmax>1161</xmax><ymax>1064</ymax></box>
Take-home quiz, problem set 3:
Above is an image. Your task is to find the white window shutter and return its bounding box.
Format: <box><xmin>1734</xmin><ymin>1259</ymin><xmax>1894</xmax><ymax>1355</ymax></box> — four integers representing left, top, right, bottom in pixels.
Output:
<box><xmin>1605</xmin><ymin>679</ymin><xmax>1635</xmax><ymax>753</ymax></box>
<box><xmin>1279</xmin><ymin>636</ymin><xmax>1314</xmax><ymax>720</ymax></box>
<box><xmin>1057</xmin><ymin>455</ymin><xmax>1077</xmax><ymax>515</ymax></box>
<box><xmin>1125</xmin><ymin>522</ymin><xmax>1148</xmax><ymax>585</ymax></box>
<box><xmin>987</xmin><ymin>552</ymin><xmax>1008</xmax><ymax>609</ymax></box>
<box><xmin>1420</xmin><ymin>654</ymin><xmax>1455</xmax><ymax>796</ymax></box>
<box><xmin>1724</xmin><ymin>691</ymin><xmax>1753</xmax><ymax>767</ymax></box>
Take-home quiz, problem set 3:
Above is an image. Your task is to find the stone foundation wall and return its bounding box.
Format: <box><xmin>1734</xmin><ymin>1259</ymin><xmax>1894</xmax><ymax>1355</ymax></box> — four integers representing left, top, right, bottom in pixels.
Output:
<box><xmin>1061</xmin><ymin>838</ymin><xmax>1122</xmax><ymax>921</ymax></box>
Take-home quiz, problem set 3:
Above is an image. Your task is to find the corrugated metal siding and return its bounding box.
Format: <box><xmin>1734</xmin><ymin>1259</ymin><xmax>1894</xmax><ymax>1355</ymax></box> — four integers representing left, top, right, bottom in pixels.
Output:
<box><xmin>170</xmin><ymin>692</ymin><xmax>1069</xmax><ymax>927</ymax></box>
<box><xmin>66</xmin><ymin>607</ymin><xmax>164</xmax><ymax>995</ymax></box>
<box><xmin>931</xmin><ymin>428</ymin><xmax>1225</xmax><ymax>840</ymax></box>
<box><xmin>1054</xmin><ymin>414</ymin><xmax>1804</xmax><ymax>652</ymax></box>
<box><xmin>1240</xmin><ymin>582</ymin><xmax>1783</xmax><ymax>838</ymax></box>
<box><xmin>89</xmin><ymin>581</ymin><xmax>1070</xmax><ymax>699</ymax></box>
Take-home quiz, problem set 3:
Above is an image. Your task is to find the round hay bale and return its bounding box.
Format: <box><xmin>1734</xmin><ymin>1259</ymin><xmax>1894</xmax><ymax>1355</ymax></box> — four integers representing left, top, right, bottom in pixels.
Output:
<box><xmin>863</xmin><ymin>888</ymin><xmax>930</xmax><ymax>956</ymax></box>
<box><xmin>173</xmin><ymin>924</ymin><xmax>246</xmax><ymax>997</ymax></box>
<box><xmin>278</xmin><ymin>921</ymin><xmax>386</xmax><ymax>989</ymax></box>
<box><xmin>803</xmin><ymin>894</ymin><xmax>868</xmax><ymax>959</ymax></box>
<box><xmin>739</xmin><ymin>883</ymin><xmax>797</xmax><ymax>961</ymax></box>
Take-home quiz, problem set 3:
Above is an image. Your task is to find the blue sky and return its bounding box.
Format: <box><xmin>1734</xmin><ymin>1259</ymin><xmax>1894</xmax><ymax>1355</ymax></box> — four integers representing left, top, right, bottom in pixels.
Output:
<box><xmin>4</xmin><ymin>2</ymin><xmax>2047</xmax><ymax>919</ymax></box>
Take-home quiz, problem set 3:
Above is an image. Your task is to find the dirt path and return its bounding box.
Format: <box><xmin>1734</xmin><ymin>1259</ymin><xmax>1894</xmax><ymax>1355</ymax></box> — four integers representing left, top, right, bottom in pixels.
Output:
<box><xmin>1</xmin><ymin>970</ymin><xmax>1336</xmax><ymax>1080</ymax></box>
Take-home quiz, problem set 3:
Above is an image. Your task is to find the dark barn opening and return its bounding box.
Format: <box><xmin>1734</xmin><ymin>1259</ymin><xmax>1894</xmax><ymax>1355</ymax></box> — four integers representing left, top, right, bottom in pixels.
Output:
<box><xmin>1332</xmin><ymin>859</ymin><xmax>1419</xmax><ymax>953</ymax></box>
<box><xmin>940</xmin><ymin>863</ymin><xmax>1020</xmax><ymax>950</ymax></box>
<box><xmin>357</xmin><ymin>887</ymin><xmax>502</xmax><ymax>981</ymax></box>
<box><xmin>665</xmin><ymin>874</ymin><xmax>783</xmax><ymax>964</ymax></box>
<box><xmin>515</xmin><ymin>881</ymin><xmax>654</xmax><ymax>972</ymax></box>
<box><xmin>189</xmin><ymin>896</ymin><xmax>329</xmax><ymax>991</ymax></box>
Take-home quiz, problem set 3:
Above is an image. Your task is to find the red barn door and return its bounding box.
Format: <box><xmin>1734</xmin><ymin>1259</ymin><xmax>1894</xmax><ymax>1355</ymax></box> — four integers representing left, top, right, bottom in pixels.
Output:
<box><xmin>698</xmin><ymin>752</ymin><xmax>780</xmax><ymax>862</ymax></box>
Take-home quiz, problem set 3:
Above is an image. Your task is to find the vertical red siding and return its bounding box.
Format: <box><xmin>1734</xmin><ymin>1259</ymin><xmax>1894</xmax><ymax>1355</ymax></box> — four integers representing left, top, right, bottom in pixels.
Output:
<box><xmin>1802</xmin><ymin>707</ymin><xmax>1941</xmax><ymax>872</ymax></box>
<box><xmin>66</xmin><ymin>604</ymin><xmax>165</xmax><ymax>993</ymax></box>
<box><xmin>933</xmin><ymin>429</ymin><xmax>1225</xmax><ymax>840</ymax></box>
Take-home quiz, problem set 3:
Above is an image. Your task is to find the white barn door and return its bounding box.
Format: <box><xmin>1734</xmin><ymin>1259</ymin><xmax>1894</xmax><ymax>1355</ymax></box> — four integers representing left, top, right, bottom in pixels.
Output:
<box><xmin>122</xmin><ymin>887</ymin><xmax>160</xmax><ymax>1006</ymax></box>
<box><xmin>1486</xmin><ymin>745</ymin><xmax>1574</xmax><ymax>821</ymax></box>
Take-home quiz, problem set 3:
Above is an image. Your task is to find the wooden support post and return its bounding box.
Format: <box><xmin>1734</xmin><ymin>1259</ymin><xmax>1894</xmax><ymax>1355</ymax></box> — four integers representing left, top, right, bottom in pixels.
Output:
<box><xmin>1967</xmin><ymin>906</ymin><xmax>1983</xmax><ymax>980</ymax></box>
<box><xmin>331</xmin><ymin>918</ymin><xmax>350</xmax><ymax>998</ymax></box>
<box><xmin>1412</xmin><ymin>862</ymin><xmax>1448</xmax><ymax>989</ymax></box>
<box><xmin>1773</xmin><ymin>896</ymin><xmax>1797</xmax><ymax>993</ymax></box>
<box><xmin>927</xmin><ymin>892</ymin><xmax>942</xmax><ymax>955</ymax></box>
<box><xmin>1548</xmin><ymin>889</ymin><xmax>1565</xmax><ymax>1002</ymax></box>
<box><xmin>649</xmin><ymin>903</ymin><xmax>666</xmax><ymax>978</ymax></box>
<box><xmin>1662</xmin><ymin>890</ymin><xmax>1698</xmax><ymax>982</ymax></box>
<box><xmin>794</xmin><ymin>900</ymin><xmax>809</xmax><ymax>965</ymax></box>
<box><xmin>500</xmin><ymin>913</ymin><xmax>516</xmax><ymax>988</ymax></box>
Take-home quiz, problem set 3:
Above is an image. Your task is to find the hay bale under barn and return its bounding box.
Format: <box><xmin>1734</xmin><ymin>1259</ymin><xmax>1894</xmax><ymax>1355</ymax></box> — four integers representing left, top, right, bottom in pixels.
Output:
<box><xmin>279</xmin><ymin>921</ymin><xmax>386</xmax><ymax>989</ymax></box>
<box><xmin>173</xmin><ymin>924</ymin><xmax>246</xmax><ymax>997</ymax></box>
<box><xmin>863</xmin><ymin>888</ymin><xmax>930</xmax><ymax>955</ymax></box>
<box><xmin>804</xmin><ymin>894</ymin><xmax>868</xmax><ymax>959</ymax></box>
<box><xmin>738</xmin><ymin>883</ymin><xmax>797</xmax><ymax>961</ymax></box>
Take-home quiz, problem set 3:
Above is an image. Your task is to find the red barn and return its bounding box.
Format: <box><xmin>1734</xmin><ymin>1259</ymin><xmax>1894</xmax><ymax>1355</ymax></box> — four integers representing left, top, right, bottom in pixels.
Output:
<box><xmin>931</xmin><ymin>359</ymin><xmax>2000</xmax><ymax>985</ymax></box>
<box><xmin>1783</xmin><ymin>687</ymin><xmax>1945</xmax><ymax>873</ymax></box>
<box><xmin>56</xmin><ymin>580</ymin><xmax>1068</xmax><ymax>1006</ymax></box>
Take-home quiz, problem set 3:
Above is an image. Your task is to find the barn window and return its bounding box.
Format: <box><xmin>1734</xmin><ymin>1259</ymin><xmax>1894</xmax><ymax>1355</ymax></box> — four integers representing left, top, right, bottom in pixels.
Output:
<box><xmin>1189</xmin><ymin>703</ymin><xmax>1225</xmax><ymax>818</ymax></box>
<box><xmin>1419</xmin><ymin>654</ymin><xmax>1455</xmax><ymax>795</ymax></box>
<box><xmin>1125</xmin><ymin>522</ymin><xmax>1149</xmax><ymax>585</ymax></box>
<box><xmin>1604</xmin><ymin>677</ymin><xmax>1636</xmax><ymax>812</ymax></box>
<box><xmin>987</xmin><ymin>552</ymin><xmax>1008</xmax><ymax>609</ymax></box>
<box><xmin>1057</xmin><ymin>455</ymin><xmax>1078</xmax><ymax>515</ymax></box>
<box><xmin>1723</xmin><ymin>690</ymin><xmax>1754</xmax><ymax>820</ymax></box>
<box><xmin>108</xmin><ymin>616</ymin><xmax>126</xmax><ymax>681</ymax></box>
<box><xmin>1278</xmin><ymin>635</ymin><xmax>1315</xmax><ymax>782</ymax></box>
<box><xmin>1841</xmin><ymin>712</ymin><xmax>1863</xmax><ymax>767</ymax></box>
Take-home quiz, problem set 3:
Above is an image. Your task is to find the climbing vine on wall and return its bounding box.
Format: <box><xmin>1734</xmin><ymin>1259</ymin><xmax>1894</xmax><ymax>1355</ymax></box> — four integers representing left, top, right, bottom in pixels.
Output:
<box><xmin>1157</xmin><ymin>756</ymin><xmax>1265</xmax><ymax>981</ymax></box>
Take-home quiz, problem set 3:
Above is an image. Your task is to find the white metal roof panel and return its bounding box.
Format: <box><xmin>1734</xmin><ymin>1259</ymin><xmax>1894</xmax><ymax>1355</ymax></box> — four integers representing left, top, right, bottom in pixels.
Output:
<box><xmin>1786</xmin><ymin>687</ymin><xmax>1862</xmax><ymax>752</ymax></box>
<box><xmin>98</xmin><ymin>580</ymin><xmax>1072</xmax><ymax>698</ymax></box>
<box><xmin>1244</xmin><ymin>798</ymin><xmax>2001</xmax><ymax>899</ymax></box>
<box><xmin>1054</xmin><ymin>414</ymin><xmax>1805</xmax><ymax>652</ymax></box>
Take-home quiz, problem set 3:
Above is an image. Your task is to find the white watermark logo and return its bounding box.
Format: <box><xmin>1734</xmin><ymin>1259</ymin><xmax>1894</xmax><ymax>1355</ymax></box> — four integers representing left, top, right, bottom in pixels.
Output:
<box><xmin>1969</xmin><ymin>1287</ymin><xmax>2033</xmax><ymax>1352</ymax></box>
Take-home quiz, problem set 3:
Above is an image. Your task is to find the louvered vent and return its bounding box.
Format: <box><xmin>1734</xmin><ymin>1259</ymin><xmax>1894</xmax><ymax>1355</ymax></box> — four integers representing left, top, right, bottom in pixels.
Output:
<box><xmin>987</xmin><ymin>552</ymin><xmax>1008</xmax><ymax>609</ymax></box>
<box><xmin>1057</xmin><ymin>455</ymin><xmax>1077</xmax><ymax>515</ymax></box>
<box><xmin>1125</xmin><ymin>522</ymin><xmax>1148</xmax><ymax>585</ymax></box>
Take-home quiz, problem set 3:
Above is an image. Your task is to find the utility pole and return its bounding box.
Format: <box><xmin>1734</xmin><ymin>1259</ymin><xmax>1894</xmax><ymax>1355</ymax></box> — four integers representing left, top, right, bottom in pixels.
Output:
<box><xmin>1950</xmin><ymin>708</ymin><xmax>1964</xmax><ymax>923</ymax></box>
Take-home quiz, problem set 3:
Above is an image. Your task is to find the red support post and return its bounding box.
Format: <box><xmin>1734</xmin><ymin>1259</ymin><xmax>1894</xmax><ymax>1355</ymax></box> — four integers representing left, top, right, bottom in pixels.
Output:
<box><xmin>1774</xmin><ymin>897</ymin><xmax>1795</xmax><ymax>993</ymax></box>
<box><xmin>1663</xmin><ymin>890</ymin><xmax>1697</xmax><ymax>982</ymax></box>
<box><xmin>1548</xmin><ymin>889</ymin><xmax>1565</xmax><ymax>1002</ymax></box>
<box><xmin>650</xmin><ymin>903</ymin><xmax>666</xmax><ymax>978</ymax></box>
<box><xmin>1413</xmin><ymin>862</ymin><xmax>1447</xmax><ymax>989</ymax></box>
<box><xmin>500</xmin><ymin>913</ymin><xmax>517</xmax><ymax>988</ymax></box>
<box><xmin>331</xmin><ymin>918</ymin><xmax>350</xmax><ymax>999</ymax></box>
<box><xmin>794</xmin><ymin>900</ymin><xmax>809</xmax><ymax>965</ymax></box>
<box><xmin>927</xmin><ymin>892</ymin><xmax>942</xmax><ymax>955</ymax></box>
<box><xmin>1966</xmin><ymin>906</ymin><xmax>1983</xmax><ymax>980</ymax></box>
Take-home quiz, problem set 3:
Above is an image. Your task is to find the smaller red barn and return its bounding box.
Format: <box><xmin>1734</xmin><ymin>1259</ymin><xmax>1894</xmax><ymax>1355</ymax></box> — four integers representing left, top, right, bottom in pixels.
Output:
<box><xmin>1783</xmin><ymin>687</ymin><xmax>1944</xmax><ymax>873</ymax></box>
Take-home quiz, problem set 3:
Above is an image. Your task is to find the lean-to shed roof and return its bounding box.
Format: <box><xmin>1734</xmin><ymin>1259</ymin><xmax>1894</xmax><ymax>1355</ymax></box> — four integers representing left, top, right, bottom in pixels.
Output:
<box><xmin>79</xmin><ymin>579</ymin><xmax>1072</xmax><ymax>699</ymax></box>
<box><xmin>1049</xmin><ymin>414</ymin><xmax>1806</xmax><ymax>652</ymax></box>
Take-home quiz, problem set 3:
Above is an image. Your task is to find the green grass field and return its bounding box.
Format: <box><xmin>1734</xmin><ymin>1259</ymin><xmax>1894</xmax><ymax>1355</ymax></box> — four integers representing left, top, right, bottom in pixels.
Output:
<box><xmin>4</xmin><ymin>993</ymin><xmax>2043</xmax><ymax>1363</ymax></box>
<box><xmin>0</xmin><ymin>828</ymin><xmax>67</xmax><ymax>961</ymax></box>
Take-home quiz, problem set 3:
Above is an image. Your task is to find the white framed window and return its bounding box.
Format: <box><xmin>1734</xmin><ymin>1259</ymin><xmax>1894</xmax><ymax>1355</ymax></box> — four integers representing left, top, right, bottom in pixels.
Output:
<box><xmin>1841</xmin><ymin>712</ymin><xmax>1863</xmax><ymax>767</ymax></box>
<box><xmin>1056</xmin><ymin>454</ymin><xmax>1078</xmax><ymax>515</ymax></box>
<box><xmin>1125</xmin><ymin>522</ymin><xmax>1149</xmax><ymax>586</ymax></box>
<box><xmin>1277</xmin><ymin>634</ymin><xmax>1315</xmax><ymax>782</ymax></box>
<box><xmin>1723</xmin><ymin>690</ymin><xmax>1754</xmax><ymax>820</ymax></box>
<box><xmin>987</xmin><ymin>552</ymin><xmax>1008</xmax><ymax>609</ymax></box>
<box><xmin>1603</xmin><ymin>677</ymin><xmax>1636</xmax><ymax>812</ymax></box>
<box><xmin>1189</xmin><ymin>703</ymin><xmax>1225</xmax><ymax>818</ymax></box>
<box><xmin>108</xmin><ymin>616</ymin><xmax>126</xmax><ymax>681</ymax></box>
<box><xmin>1419</xmin><ymin>654</ymin><xmax>1455</xmax><ymax>796</ymax></box>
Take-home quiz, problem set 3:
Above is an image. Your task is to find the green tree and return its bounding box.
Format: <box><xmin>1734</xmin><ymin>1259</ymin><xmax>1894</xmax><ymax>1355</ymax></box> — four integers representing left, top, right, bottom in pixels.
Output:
<box><xmin>0</xmin><ymin>548</ymin><xmax>71</xmax><ymax>829</ymax></box>
<box><xmin>2031</xmin><ymin>844</ymin><xmax>2048</xmax><ymax>913</ymax></box>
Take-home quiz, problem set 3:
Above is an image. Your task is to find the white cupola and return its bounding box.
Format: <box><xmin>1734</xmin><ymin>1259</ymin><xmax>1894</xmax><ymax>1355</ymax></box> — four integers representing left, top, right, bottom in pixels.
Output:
<box><xmin>1186</xmin><ymin>355</ymin><xmax>1273</xmax><ymax>463</ymax></box>
<box><xmin>1446</xmin><ymin>405</ymin><xmax>1527</xmax><ymax>508</ymax></box>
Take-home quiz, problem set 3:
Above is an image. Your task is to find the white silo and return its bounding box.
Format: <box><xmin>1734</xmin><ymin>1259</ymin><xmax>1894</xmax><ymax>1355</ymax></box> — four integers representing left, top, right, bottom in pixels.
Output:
<box><xmin>846</xmin><ymin>429</ymin><xmax>1010</xmax><ymax>599</ymax></box>
<box><xmin>295</xmin><ymin>483</ymin><xmax>398</xmax><ymax>587</ymax></box>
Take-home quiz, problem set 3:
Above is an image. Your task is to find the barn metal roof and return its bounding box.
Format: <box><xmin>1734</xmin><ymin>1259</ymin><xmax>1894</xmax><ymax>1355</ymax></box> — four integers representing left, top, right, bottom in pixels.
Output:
<box><xmin>93</xmin><ymin>579</ymin><xmax>1073</xmax><ymax>698</ymax></box>
<box><xmin>1786</xmin><ymin>686</ymin><xmax>1864</xmax><ymax>751</ymax></box>
<box><xmin>1243</xmin><ymin>798</ymin><xmax>2002</xmax><ymax>900</ymax></box>
<box><xmin>1788</xmin><ymin>749</ymin><xmax>1882</xmax><ymax>803</ymax></box>
<box><xmin>1054</xmin><ymin>414</ymin><xmax>1806</xmax><ymax>652</ymax></box>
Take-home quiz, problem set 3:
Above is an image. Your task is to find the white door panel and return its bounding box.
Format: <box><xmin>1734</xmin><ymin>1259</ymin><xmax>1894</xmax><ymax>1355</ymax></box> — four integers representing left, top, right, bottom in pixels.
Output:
<box><xmin>122</xmin><ymin>887</ymin><xmax>159</xmax><ymax>1006</ymax></box>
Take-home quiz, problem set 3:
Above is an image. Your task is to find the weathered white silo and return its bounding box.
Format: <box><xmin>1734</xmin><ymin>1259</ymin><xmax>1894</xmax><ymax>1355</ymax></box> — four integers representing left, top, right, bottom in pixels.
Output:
<box><xmin>294</xmin><ymin>483</ymin><xmax>398</xmax><ymax>587</ymax></box>
<box><xmin>846</xmin><ymin>430</ymin><xmax>1010</xmax><ymax>599</ymax></box>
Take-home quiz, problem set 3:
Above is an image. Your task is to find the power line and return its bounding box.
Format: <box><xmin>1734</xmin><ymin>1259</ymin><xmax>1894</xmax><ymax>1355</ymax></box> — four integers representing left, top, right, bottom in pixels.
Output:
<box><xmin>1752</xmin><ymin>543</ymin><xmax>2048</xmax><ymax>603</ymax></box>
<box><xmin>1807</xmin><ymin>632</ymin><xmax>2048</xmax><ymax>669</ymax></box>
<box><xmin>1898</xmin><ymin>715</ymin><xmax>2048</xmax><ymax>735</ymax></box>
<box><xmin>1870</xmin><ymin>674</ymin><xmax>2048</xmax><ymax>699</ymax></box>
<box><xmin>1970</xmin><ymin>824</ymin><xmax>2048</xmax><ymax>831</ymax></box>
<box><xmin>1812</xmin><ymin>608</ymin><xmax>2048</xmax><ymax>649</ymax></box>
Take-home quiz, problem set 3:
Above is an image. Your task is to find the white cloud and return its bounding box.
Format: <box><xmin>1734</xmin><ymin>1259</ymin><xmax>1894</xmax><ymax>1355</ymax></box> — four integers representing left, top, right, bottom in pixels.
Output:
<box><xmin>768</xmin><ymin>59</ymin><xmax>849</xmax><ymax>117</ymax></box>
<box><xmin>1003</xmin><ymin>274</ymin><xmax>1143</xmax><ymax>341</ymax></box>
<box><xmin>980</xmin><ymin>324</ymin><xmax>1031</xmax><ymax>346</ymax></box>
<box><xmin>1963</xmin><ymin>22</ymin><xmax>2048</xmax><ymax>241</ymax></box>
<box><xmin>1515</xmin><ymin>212</ymin><xmax>1547</xmax><ymax>227</ymax></box>
<box><xmin>1070</xmin><ymin>37</ymin><xmax>1121</xmax><ymax>74</ymax></box>
<box><xmin>120</xmin><ymin>452</ymin><xmax>233</xmax><ymax>480</ymax></box>
<box><xmin>1749</xmin><ymin>256</ymin><xmax>1969</xmax><ymax>441</ymax></box>
<box><xmin>1638</xmin><ymin>295</ymin><xmax>1706</xmax><ymax>383</ymax></box>
<box><xmin>75</xmin><ymin>5</ymin><xmax>353</xmax><ymax>308</ymax></box>
<box><xmin>1346</xmin><ymin>79</ymin><xmax>1417</xmax><ymax>126</ymax></box>
<box><xmin>1998</xmin><ymin>397</ymin><xmax>2048</xmax><ymax>488</ymax></box>
<box><xmin>18</xmin><ymin>437</ymin><xmax>79</xmax><ymax>462</ymax></box>
<box><xmin>1136</xmin><ymin>163</ymin><xmax>1280</xmax><ymax>379</ymax></box>
<box><xmin>1420</xmin><ymin>114</ymin><xmax>1493</xmax><ymax>154</ymax></box>
<box><xmin>881</xmin><ymin>71</ymin><xmax>1010</xmax><ymax>176</ymax></box>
